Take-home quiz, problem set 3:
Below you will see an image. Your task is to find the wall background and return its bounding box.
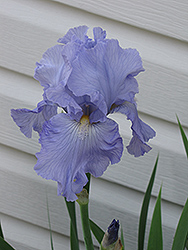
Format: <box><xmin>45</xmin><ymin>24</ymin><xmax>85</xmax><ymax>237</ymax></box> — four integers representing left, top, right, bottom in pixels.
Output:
<box><xmin>0</xmin><ymin>0</ymin><xmax>188</xmax><ymax>249</ymax></box>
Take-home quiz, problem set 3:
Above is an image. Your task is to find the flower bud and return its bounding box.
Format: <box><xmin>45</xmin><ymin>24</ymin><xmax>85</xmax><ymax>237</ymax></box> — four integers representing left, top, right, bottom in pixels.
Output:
<box><xmin>101</xmin><ymin>219</ymin><xmax>123</xmax><ymax>250</ymax></box>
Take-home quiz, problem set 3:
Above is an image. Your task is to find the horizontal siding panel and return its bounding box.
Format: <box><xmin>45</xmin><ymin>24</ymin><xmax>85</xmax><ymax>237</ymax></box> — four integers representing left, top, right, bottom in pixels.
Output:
<box><xmin>0</xmin><ymin>144</ymin><xmax>183</xmax><ymax>250</ymax></box>
<box><xmin>137</xmin><ymin>62</ymin><xmax>188</xmax><ymax>126</ymax></box>
<box><xmin>0</xmin><ymin>214</ymin><xmax>89</xmax><ymax>250</ymax></box>
<box><xmin>1</xmin><ymin>0</ymin><xmax>187</xmax><ymax>74</ymax></box>
<box><xmin>1</xmin><ymin>215</ymin><xmax>70</xmax><ymax>250</ymax></box>
<box><xmin>1</xmin><ymin>1</ymin><xmax>188</xmax><ymax>126</ymax></box>
<box><xmin>52</xmin><ymin>0</ymin><xmax>188</xmax><ymax>42</ymax></box>
<box><xmin>1</xmin><ymin>68</ymin><xmax>188</xmax><ymax>206</ymax></box>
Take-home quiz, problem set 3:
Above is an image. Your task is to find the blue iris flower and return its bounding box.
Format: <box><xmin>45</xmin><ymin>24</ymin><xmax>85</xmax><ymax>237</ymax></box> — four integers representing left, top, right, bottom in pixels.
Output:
<box><xmin>11</xmin><ymin>26</ymin><xmax>156</xmax><ymax>201</ymax></box>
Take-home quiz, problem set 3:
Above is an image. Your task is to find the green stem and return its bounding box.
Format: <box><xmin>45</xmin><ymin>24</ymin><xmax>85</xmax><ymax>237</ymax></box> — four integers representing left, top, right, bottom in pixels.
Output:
<box><xmin>65</xmin><ymin>200</ymin><xmax>80</xmax><ymax>250</ymax></box>
<box><xmin>80</xmin><ymin>203</ymin><xmax>94</xmax><ymax>250</ymax></box>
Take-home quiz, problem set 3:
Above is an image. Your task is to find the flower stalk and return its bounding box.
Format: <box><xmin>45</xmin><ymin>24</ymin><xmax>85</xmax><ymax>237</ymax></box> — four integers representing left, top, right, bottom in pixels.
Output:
<box><xmin>77</xmin><ymin>188</ymin><xmax>94</xmax><ymax>250</ymax></box>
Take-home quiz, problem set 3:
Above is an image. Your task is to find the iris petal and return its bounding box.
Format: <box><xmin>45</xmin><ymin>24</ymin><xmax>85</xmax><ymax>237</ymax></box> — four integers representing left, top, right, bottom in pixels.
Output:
<box><xmin>127</xmin><ymin>132</ymin><xmax>152</xmax><ymax>157</ymax></box>
<box><xmin>67</xmin><ymin>39</ymin><xmax>144</xmax><ymax>111</ymax></box>
<box><xmin>11</xmin><ymin>101</ymin><xmax>57</xmax><ymax>138</ymax></box>
<box><xmin>93</xmin><ymin>27</ymin><xmax>106</xmax><ymax>41</ymax></box>
<box><xmin>84</xmin><ymin>27</ymin><xmax>107</xmax><ymax>48</ymax></box>
<box><xmin>45</xmin><ymin>84</ymin><xmax>83</xmax><ymax>121</ymax></box>
<box><xmin>34</xmin><ymin>45</ymin><xmax>71</xmax><ymax>90</ymax></box>
<box><xmin>111</xmin><ymin>101</ymin><xmax>156</xmax><ymax>156</ymax></box>
<box><xmin>34</xmin><ymin>113</ymin><xmax>123</xmax><ymax>201</ymax></box>
<box><xmin>34</xmin><ymin>44</ymin><xmax>82</xmax><ymax>117</ymax></box>
<box><xmin>57</xmin><ymin>25</ymin><xmax>89</xmax><ymax>44</ymax></box>
<box><xmin>61</xmin><ymin>41</ymin><xmax>82</xmax><ymax>63</ymax></box>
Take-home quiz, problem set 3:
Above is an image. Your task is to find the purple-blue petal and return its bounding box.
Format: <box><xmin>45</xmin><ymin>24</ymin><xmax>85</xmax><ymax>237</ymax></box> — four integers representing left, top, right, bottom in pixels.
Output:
<box><xmin>34</xmin><ymin>113</ymin><xmax>123</xmax><ymax>201</ymax></box>
<box><xmin>111</xmin><ymin>101</ymin><xmax>156</xmax><ymax>156</ymax></box>
<box><xmin>34</xmin><ymin>45</ymin><xmax>71</xmax><ymax>90</ymax></box>
<box><xmin>61</xmin><ymin>41</ymin><xmax>82</xmax><ymax>63</ymax></box>
<box><xmin>34</xmin><ymin>44</ymin><xmax>84</xmax><ymax>117</ymax></box>
<box><xmin>67</xmin><ymin>92</ymin><xmax>107</xmax><ymax>123</ymax></box>
<box><xmin>11</xmin><ymin>101</ymin><xmax>57</xmax><ymax>138</ymax></box>
<box><xmin>127</xmin><ymin>132</ymin><xmax>152</xmax><ymax>157</ymax></box>
<box><xmin>93</xmin><ymin>27</ymin><xmax>106</xmax><ymax>41</ymax></box>
<box><xmin>45</xmin><ymin>84</ymin><xmax>83</xmax><ymax>121</ymax></box>
<box><xmin>87</xmin><ymin>91</ymin><xmax>108</xmax><ymax>123</ymax></box>
<box><xmin>57</xmin><ymin>25</ymin><xmax>89</xmax><ymax>44</ymax></box>
<box><xmin>67</xmin><ymin>39</ymin><xmax>144</xmax><ymax>111</ymax></box>
<box><xmin>84</xmin><ymin>27</ymin><xmax>107</xmax><ymax>49</ymax></box>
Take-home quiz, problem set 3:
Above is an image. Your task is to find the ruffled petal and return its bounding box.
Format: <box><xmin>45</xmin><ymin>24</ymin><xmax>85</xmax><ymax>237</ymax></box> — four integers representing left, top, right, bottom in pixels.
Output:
<box><xmin>57</xmin><ymin>25</ymin><xmax>89</xmax><ymax>44</ymax></box>
<box><xmin>34</xmin><ymin>44</ymin><xmax>83</xmax><ymax>117</ymax></box>
<box><xmin>64</xmin><ymin>91</ymin><xmax>107</xmax><ymax>123</ymax></box>
<box><xmin>11</xmin><ymin>101</ymin><xmax>57</xmax><ymax>138</ymax></box>
<box><xmin>67</xmin><ymin>39</ymin><xmax>144</xmax><ymax>111</ymax></box>
<box><xmin>126</xmin><ymin>132</ymin><xmax>152</xmax><ymax>157</ymax></box>
<box><xmin>45</xmin><ymin>84</ymin><xmax>83</xmax><ymax>121</ymax></box>
<box><xmin>84</xmin><ymin>27</ymin><xmax>107</xmax><ymax>49</ymax></box>
<box><xmin>61</xmin><ymin>41</ymin><xmax>82</xmax><ymax>63</ymax></box>
<box><xmin>111</xmin><ymin>101</ymin><xmax>156</xmax><ymax>156</ymax></box>
<box><xmin>34</xmin><ymin>45</ymin><xmax>71</xmax><ymax>90</ymax></box>
<box><xmin>93</xmin><ymin>27</ymin><xmax>106</xmax><ymax>41</ymax></box>
<box><xmin>34</xmin><ymin>113</ymin><xmax>123</xmax><ymax>201</ymax></box>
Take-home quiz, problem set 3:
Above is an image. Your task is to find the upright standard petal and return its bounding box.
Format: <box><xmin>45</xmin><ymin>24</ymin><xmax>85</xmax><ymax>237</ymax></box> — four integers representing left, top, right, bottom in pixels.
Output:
<box><xmin>57</xmin><ymin>25</ymin><xmax>89</xmax><ymax>44</ymax></box>
<box><xmin>111</xmin><ymin>101</ymin><xmax>156</xmax><ymax>156</ymax></box>
<box><xmin>34</xmin><ymin>45</ymin><xmax>71</xmax><ymax>90</ymax></box>
<box><xmin>11</xmin><ymin>101</ymin><xmax>57</xmax><ymax>138</ymax></box>
<box><xmin>93</xmin><ymin>27</ymin><xmax>106</xmax><ymax>41</ymax></box>
<box><xmin>34</xmin><ymin>44</ymin><xmax>82</xmax><ymax>116</ymax></box>
<box><xmin>61</xmin><ymin>41</ymin><xmax>82</xmax><ymax>63</ymax></box>
<box><xmin>34</xmin><ymin>113</ymin><xmax>123</xmax><ymax>201</ymax></box>
<box><xmin>84</xmin><ymin>27</ymin><xmax>107</xmax><ymax>49</ymax></box>
<box><xmin>67</xmin><ymin>39</ymin><xmax>144</xmax><ymax>111</ymax></box>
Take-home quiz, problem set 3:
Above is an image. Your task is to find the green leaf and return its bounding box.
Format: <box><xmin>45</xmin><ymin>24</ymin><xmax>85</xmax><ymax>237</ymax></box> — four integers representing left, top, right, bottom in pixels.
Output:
<box><xmin>138</xmin><ymin>155</ymin><xmax>159</xmax><ymax>250</ymax></box>
<box><xmin>171</xmin><ymin>198</ymin><xmax>188</xmax><ymax>250</ymax></box>
<box><xmin>147</xmin><ymin>187</ymin><xmax>163</xmax><ymax>250</ymax></box>
<box><xmin>176</xmin><ymin>115</ymin><xmax>188</xmax><ymax>158</ymax></box>
<box><xmin>65</xmin><ymin>199</ymin><xmax>80</xmax><ymax>250</ymax></box>
<box><xmin>185</xmin><ymin>235</ymin><xmax>188</xmax><ymax>250</ymax></box>
<box><xmin>84</xmin><ymin>173</ymin><xmax>91</xmax><ymax>194</ymax></box>
<box><xmin>46</xmin><ymin>195</ymin><xmax>54</xmax><ymax>250</ymax></box>
<box><xmin>0</xmin><ymin>236</ymin><xmax>16</xmax><ymax>250</ymax></box>
<box><xmin>89</xmin><ymin>219</ymin><xmax>105</xmax><ymax>244</ymax></box>
<box><xmin>0</xmin><ymin>222</ymin><xmax>4</xmax><ymax>239</ymax></box>
<box><xmin>121</xmin><ymin>226</ymin><xmax>125</xmax><ymax>250</ymax></box>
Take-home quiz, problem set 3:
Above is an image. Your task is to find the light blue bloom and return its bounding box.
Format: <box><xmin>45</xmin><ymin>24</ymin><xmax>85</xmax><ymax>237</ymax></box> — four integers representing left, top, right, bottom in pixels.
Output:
<box><xmin>11</xmin><ymin>26</ymin><xmax>155</xmax><ymax>201</ymax></box>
